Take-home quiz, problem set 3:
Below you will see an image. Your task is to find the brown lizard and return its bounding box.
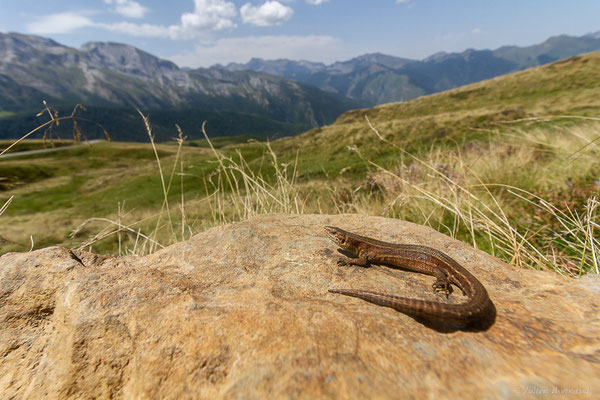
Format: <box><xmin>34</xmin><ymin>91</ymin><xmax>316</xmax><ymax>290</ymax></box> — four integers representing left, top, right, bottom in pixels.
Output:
<box><xmin>325</xmin><ymin>226</ymin><xmax>491</xmax><ymax>322</ymax></box>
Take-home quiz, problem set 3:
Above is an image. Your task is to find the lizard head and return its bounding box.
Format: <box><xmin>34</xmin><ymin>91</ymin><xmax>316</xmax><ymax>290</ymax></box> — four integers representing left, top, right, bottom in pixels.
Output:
<box><xmin>324</xmin><ymin>226</ymin><xmax>352</xmax><ymax>249</ymax></box>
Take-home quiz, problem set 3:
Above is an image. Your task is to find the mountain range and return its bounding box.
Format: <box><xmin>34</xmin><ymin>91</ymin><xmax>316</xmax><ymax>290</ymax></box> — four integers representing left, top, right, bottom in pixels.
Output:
<box><xmin>0</xmin><ymin>32</ymin><xmax>354</xmax><ymax>141</ymax></box>
<box><xmin>218</xmin><ymin>32</ymin><xmax>600</xmax><ymax>106</ymax></box>
<box><xmin>1</xmin><ymin>31</ymin><xmax>600</xmax><ymax>141</ymax></box>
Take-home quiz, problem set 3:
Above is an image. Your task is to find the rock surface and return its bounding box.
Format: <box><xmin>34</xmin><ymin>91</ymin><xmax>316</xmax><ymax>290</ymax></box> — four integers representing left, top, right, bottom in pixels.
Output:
<box><xmin>1</xmin><ymin>214</ymin><xmax>598</xmax><ymax>399</ymax></box>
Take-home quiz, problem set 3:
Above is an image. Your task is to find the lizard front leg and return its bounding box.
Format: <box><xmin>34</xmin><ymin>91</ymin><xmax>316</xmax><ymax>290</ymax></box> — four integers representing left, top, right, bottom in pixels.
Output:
<box><xmin>337</xmin><ymin>252</ymin><xmax>371</xmax><ymax>268</ymax></box>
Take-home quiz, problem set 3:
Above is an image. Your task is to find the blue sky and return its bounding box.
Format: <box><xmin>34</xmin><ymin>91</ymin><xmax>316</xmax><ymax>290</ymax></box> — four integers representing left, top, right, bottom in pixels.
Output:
<box><xmin>1</xmin><ymin>0</ymin><xmax>599</xmax><ymax>68</ymax></box>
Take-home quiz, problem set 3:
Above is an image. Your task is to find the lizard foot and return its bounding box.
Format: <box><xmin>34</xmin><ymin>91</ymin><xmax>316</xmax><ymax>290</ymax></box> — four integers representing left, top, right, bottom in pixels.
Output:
<box><xmin>337</xmin><ymin>259</ymin><xmax>351</xmax><ymax>266</ymax></box>
<box><xmin>336</xmin><ymin>257</ymin><xmax>370</xmax><ymax>268</ymax></box>
<box><xmin>432</xmin><ymin>279</ymin><xmax>453</xmax><ymax>299</ymax></box>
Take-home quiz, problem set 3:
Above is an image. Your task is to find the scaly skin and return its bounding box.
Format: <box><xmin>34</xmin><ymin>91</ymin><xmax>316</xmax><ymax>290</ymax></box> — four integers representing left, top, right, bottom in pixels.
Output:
<box><xmin>325</xmin><ymin>226</ymin><xmax>491</xmax><ymax>322</ymax></box>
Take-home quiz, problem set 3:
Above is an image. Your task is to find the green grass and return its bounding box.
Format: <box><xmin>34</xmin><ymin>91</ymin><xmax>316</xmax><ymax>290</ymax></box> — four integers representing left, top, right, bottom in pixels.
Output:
<box><xmin>0</xmin><ymin>111</ymin><xmax>15</xmax><ymax>119</ymax></box>
<box><xmin>177</xmin><ymin>135</ymin><xmax>266</xmax><ymax>149</ymax></box>
<box><xmin>0</xmin><ymin>139</ymin><xmax>75</xmax><ymax>153</ymax></box>
<box><xmin>1</xmin><ymin>53</ymin><xmax>599</xmax><ymax>274</ymax></box>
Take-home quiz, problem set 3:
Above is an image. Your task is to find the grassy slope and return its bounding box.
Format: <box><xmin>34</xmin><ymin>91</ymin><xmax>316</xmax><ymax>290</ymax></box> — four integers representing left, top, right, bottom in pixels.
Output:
<box><xmin>282</xmin><ymin>53</ymin><xmax>600</xmax><ymax>169</ymax></box>
<box><xmin>1</xmin><ymin>53</ymin><xmax>599</xmax><ymax>269</ymax></box>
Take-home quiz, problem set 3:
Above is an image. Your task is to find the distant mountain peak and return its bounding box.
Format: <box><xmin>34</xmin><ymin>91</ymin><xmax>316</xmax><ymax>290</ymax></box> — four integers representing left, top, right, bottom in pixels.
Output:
<box><xmin>584</xmin><ymin>31</ymin><xmax>600</xmax><ymax>40</ymax></box>
<box><xmin>1</xmin><ymin>32</ymin><xmax>65</xmax><ymax>49</ymax></box>
<box><xmin>81</xmin><ymin>40</ymin><xmax>180</xmax><ymax>78</ymax></box>
<box><xmin>350</xmin><ymin>52</ymin><xmax>407</xmax><ymax>62</ymax></box>
<box><xmin>0</xmin><ymin>32</ymin><xmax>76</xmax><ymax>65</ymax></box>
<box><xmin>80</xmin><ymin>41</ymin><xmax>144</xmax><ymax>57</ymax></box>
<box><xmin>81</xmin><ymin>41</ymin><xmax>170</xmax><ymax>62</ymax></box>
<box><xmin>423</xmin><ymin>51</ymin><xmax>449</xmax><ymax>62</ymax></box>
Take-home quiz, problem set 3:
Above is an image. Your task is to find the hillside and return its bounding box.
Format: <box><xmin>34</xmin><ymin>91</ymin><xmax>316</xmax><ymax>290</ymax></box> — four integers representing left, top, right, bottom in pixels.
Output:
<box><xmin>1</xmin><ymin>53</ymin><xmax>599</xmax><ymax>273</ymax></box>
<box><xmin>0</xmin><ymin>33</ymin><xmax>356</xmax><ymax>141</ymax></box>
<box><xmin>219</xmin><ymin>32</ymin><xmax>600</xmax><ymax>106</ymax></box>
<box><xmin>284</xmin><ymin>52</ymin><xmax>600</xmax><ymax>164</ymax></box>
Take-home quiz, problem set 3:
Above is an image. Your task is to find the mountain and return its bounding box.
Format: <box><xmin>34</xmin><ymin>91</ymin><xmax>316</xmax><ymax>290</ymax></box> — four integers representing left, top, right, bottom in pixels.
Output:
<box><xmin>494</xmin><ymin>33</ymin><xmax>600</xmax><ymax>68</ymax></box>
<box><xmin>289</xmin><ymin>50</ymin><xmax>600</xmax><ymax>167</ymax></box>
<box><xmin>220</xmin><ymin>53</ymin><xmax>413</xmax><ymax>78</ymax></box>
<box><xmin>217</xmin><ymin>32</ymin><xmax>600</xmax><ymax>106</ymax></box>
<box><xmin>3</xmin><ymin>30</ymin><xmax>600</xmax><ymax>142</ymax></box>
<box><xmin>219</xmin><ymin>53</ymin><xmax>418</xmax><ymax>105</ymax></box>
<box><xmin>221</xmin><ymin>58</ymin><xmax>327</xmax><ymax>78</ymax></box>
<box><xmin>0</xmin><ymin>33</ymin><xmax>356</xmax><ymax>141</ymax></box>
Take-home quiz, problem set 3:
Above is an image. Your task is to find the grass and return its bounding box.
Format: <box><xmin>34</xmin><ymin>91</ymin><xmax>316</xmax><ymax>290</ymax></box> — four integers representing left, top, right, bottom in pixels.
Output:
<box><xmin>0</xmin><ymin>102</ymin><xmax>110</xmax><ymax>158</ymax></box>
<box><xmin>0</xmin><ymin>139</ymin><xmax>75</xmax><ymax>154</ymax></box>
<box><xmin>0</xmin><ymin>53</ymin><xmax>599</xmax><ymax>276</ymax></box>
<box><xmin>176</xmin><ymin>135</ymin><xmax>266</xmax><ymax>149</ymax></box>
<box><xmin>351</xmin><ymin>115</ymin><xmax>600</xmax><ymax>276</ymax></box>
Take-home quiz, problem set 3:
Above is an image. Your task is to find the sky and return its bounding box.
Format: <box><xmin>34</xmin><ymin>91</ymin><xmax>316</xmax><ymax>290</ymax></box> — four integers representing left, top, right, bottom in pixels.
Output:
<box><xmin>1</xmin><ymin>0</ymin><xmax>600</xmax><ymax>68</ymax></box>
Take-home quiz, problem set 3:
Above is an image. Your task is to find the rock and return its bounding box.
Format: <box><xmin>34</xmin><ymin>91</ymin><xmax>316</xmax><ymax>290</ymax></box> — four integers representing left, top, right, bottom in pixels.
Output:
<box><xmin>0</xmin><ymin>214</ymin><xmax>598</xmax><ymax>398</ymax></box>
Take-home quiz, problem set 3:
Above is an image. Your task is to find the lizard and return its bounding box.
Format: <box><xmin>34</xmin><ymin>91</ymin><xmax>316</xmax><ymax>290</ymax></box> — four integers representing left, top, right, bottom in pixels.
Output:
<box><xmin>325</xmin><ymin>226</ymin><xmax>491</xmax><ymax>322</ymax></box>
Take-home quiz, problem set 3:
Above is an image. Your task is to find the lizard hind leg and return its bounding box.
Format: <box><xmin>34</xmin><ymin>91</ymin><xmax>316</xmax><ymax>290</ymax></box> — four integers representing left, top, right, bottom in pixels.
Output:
<box><xmin>432</xmin><ymin>277</ymin><xmax>453</xmax><ymax>299</ymax></box>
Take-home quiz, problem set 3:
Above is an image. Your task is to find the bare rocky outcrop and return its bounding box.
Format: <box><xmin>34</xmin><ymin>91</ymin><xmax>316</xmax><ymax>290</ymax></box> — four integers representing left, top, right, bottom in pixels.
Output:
<box><xmin>1</xmin><ymin>214</ymin><xmax>598</xmax><ymax>398</ymax></box>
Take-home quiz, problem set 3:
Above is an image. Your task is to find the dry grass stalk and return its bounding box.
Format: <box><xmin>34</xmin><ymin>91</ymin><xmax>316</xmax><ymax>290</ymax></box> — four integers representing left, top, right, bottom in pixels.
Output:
<box><xmin>0</xmin><ymin>102</ymin><xmax>110</xmax><ymax>158</ymax></box>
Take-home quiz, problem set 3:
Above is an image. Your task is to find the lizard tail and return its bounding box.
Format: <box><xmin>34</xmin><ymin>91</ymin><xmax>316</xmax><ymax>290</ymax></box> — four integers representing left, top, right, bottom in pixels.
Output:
<box><xmin>328</xmin><ymin>288</ymin><xmax>487</xmax><ymax>321</ymax></box>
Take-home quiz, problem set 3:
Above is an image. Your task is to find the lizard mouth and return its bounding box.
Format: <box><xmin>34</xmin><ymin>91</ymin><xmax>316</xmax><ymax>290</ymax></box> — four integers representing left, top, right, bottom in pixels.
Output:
<box><xmin>324</xmin><ymin>226</ymin><xmax>344</xmax><ymax>246</ymax></box>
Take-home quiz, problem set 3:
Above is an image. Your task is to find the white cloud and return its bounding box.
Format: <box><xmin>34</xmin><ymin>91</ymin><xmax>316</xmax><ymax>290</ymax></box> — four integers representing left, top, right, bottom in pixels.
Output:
<box><xmin>26</xmin><ymin>1</ymin><xmax>238</xmax><ymax>38</ymax></box>
<box><xmin>472</xmin><ymin>28</ymin><xmax>482</xmax><ymax>35</ymax></box>
<box><xmin>25</xmin><ymin>11</ymin><xmax>176</xmax><ymax>37</ymax></box>
<box><xmin>170</xmin><ymin>35</ymin><xmax>347</xmax><ymax>68</ymax></box>
<box><xmin>26</xmin><ymin>1</ymin><xmax>297</xmax><ymax>39</ymax></box>
<box><xmin>306</xmin><ymin>0</ymin><xmax>329</xmax><ymax>4</ymax></box>
<box><xmin>396</xmin><ymin>0</ymin><xmax>410</xmax><ymax>3</ymax></box>
<box><xmin>104</xmin><ymin>0</ymin><xmax>148</xmax><ymax>19</ymax></box>
<box><xmin>181</xmin><ymin>0</ymin><xmax>237</xmax><ymax>31</ymax></box>
<box><xmin>26</xmin><ymin>12</ymin><xmax>95</xmax><ymax>34</ymax></box>
<box><xmin>241</xmin><ymin>1</ymin><xmax>293</xmax><ymax>27</ymax></box>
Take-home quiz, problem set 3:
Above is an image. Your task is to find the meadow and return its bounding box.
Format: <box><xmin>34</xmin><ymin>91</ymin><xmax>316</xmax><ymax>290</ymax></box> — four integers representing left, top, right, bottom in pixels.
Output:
<box><xmin>1</xmin><ymin>53</ymin><xmax>599</xmax><ymax>276</ymax></box>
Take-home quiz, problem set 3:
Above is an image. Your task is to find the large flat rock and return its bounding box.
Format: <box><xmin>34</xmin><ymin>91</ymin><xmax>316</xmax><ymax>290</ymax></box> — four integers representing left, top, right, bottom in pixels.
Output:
<box><xmin>1</xmin><ymin>214</ymin><xmax>598</xmax><ymax>398</ymax></box>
